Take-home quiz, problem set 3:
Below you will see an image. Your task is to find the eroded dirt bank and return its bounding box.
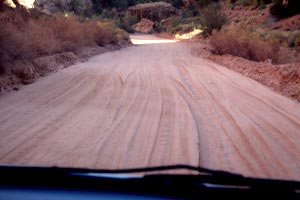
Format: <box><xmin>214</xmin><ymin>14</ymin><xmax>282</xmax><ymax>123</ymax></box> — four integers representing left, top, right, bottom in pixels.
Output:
<box><xmin>0</xmin><ymin>35</ymin><xmax>299</xmax><ymax>181</ymax></box>
<box><xmin>192</xmin><ymin>41</ymin><xmax>300</xmax><ymax>102</ymax></box>
<box><xmin>0</xmin><ymin>44</ymin><xmax>129</xmax><ymax>94</ymax></box>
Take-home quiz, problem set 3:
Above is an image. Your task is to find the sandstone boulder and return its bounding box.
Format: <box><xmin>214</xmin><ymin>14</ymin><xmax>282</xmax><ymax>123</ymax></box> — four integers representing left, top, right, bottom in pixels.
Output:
<box><xmin>128</xmin><ymin>2</ymin><xmax>178</xmax><ymax>21</ymax></box>
<box><xmin>3</xmin><ymin>0</ymin><xmax>34</xmax><ymax>8</ymax></box>
<box><xmin>132</xmin><ymin>18</ymin><xmax>154</xmax><ymax>33</ymax></box>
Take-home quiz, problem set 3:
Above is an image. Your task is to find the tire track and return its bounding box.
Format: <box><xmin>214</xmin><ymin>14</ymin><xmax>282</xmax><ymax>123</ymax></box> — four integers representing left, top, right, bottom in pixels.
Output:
<box><xmin>0</xmin><ymin>35</ymin><xmax>299</xmax><ymax>180</ymax></box>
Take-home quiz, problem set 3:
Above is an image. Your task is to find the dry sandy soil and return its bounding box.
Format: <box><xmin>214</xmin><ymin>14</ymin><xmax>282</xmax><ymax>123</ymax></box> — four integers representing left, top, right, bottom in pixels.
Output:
<box><xmin>0</xmin><ymin>35</ymin><xmax>300</xmax><ymax>180</ymax></box>
<box><xmin>192</xmin><ymin>40</ymin><xmax>300</xmax><ymax>102</ymax></box>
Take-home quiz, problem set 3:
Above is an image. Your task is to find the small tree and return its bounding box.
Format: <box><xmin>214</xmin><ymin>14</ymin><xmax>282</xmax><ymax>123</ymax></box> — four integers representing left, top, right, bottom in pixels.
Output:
<box><xmin>182</xmin><ymin>2</ymin><xmax>199</xmax><ymax>18</ymax></box>
<box><xmin>200</xmin><ymin>3</ymin><xmax>227</xmax><ymax>36</ymax></box>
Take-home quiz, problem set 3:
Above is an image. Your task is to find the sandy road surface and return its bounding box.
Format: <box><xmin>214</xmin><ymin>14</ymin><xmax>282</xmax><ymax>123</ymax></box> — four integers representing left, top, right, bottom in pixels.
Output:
<box><xmin>0</xmin><ymin>35</ymin><xmax>300</xmax><ymax>180</ymax></box>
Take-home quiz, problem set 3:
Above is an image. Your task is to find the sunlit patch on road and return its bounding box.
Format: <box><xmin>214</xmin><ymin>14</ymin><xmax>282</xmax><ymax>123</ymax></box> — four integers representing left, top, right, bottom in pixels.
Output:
<box><xmin>175</xmin><ymin>29</ymin><xmax>202</xmax><ymax>40</ymax></box>
<box><xmin>131</xmin><ymin>38</ymin><xmax>177</xmax><ymax>45</ymax></box>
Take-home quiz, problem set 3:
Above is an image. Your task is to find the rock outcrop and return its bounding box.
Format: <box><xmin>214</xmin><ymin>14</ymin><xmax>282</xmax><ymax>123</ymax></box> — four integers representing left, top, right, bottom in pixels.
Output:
<box><xmin>132</xmin><ymin>18</ymin><xmax>154</xmax><ymax>33</ymax></box>
<box><xmin>128</xmin><ymin>2</ymin><xmax>178</xmax><ymax>21</ymax></box>
<box><xmin>3</xmin><ymin>0</ymin><xmax>35</xmax><ymax>8</ymax></box>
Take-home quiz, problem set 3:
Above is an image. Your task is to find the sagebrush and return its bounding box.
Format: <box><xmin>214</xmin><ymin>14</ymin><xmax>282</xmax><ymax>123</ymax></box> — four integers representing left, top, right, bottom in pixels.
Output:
<box><xmin>0</xmin><ymin>8</ymin><xmax>128</xmax><ymax>67</ymax></box>
<box><xmin>210</xmin><ymin>27</ymin><xmax>295</xmax><ymax>64</ymax></box>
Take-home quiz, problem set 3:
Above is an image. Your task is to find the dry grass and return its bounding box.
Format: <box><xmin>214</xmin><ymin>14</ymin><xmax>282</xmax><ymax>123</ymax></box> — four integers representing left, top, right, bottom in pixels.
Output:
<box><xmin>0</xmin><ymin>8</ymin><xmax>129</xmax><ymax>67</ymax></box>
<box><xmin>210</xmin><ymin>27</ymin><xmax>295</xmax><ymax>64</ymax></box>
<box><xmin>0</xmin><ymin>7</ymin><xmax>129</xmax><ymax>89</ymax></box>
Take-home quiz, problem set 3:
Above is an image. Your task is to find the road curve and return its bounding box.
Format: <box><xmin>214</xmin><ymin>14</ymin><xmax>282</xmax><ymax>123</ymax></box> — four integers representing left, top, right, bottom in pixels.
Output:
<box><xmin>0</xmin><ymin>35</ymin><xmax>299</xmax><ymax>180</ymax></box>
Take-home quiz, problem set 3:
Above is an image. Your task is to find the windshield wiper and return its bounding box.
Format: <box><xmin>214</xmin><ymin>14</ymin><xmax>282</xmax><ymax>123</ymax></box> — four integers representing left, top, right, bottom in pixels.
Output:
<box><xmin>0</xmin><ymin>165</ymin><xmax>299</xmax><ymax>198</ymax></box>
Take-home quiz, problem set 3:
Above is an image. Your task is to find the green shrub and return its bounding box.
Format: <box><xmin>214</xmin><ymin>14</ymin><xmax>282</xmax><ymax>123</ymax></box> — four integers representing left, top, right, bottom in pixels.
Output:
<box><xmin>261</xmin><ymin>30</ymin><xmax>300</xmax><ymax>48</ymax></box>
<box><xmin>241</xmin><ymin>0</ymin><xmax>250</xmax><ymax>7</ymax></box>
<box><xmin>119</xmin><ymin>14</ymin><xmax>138</xmax><ymax>33</ymax></box>
<box><xmin>169</xmin><ymin>16</ymin><xmax>182</xmax><ymax>28</ymax></box>
<box><xmin>199</xmin><ymin>4</ymin><xmax>227</xmax><ymax>35</ymax></box>
<box><xmin>99</xmin><ymin>9</ymin><xmax>110</xmax><ymax>19</ymax></box>
<box><xmin>259</xmin><ymin>3</ymin><xmax>266</xmax><ymax>10</ymax></box>
<box><xmin>182</xmin><ymin>3</ymin><xmax>199</xmax><ymax>18</ymax></box>
<box><xmin>295</xmin><ymin>36</ymin><xmax>300</xmax><ymax>48</ymax></box>
<box><xmin>161</xmin><ymin>16</ymin><xmax>201</xmax><ymax>34</ymax></box>
<box><xmin>154</xmin><ymin>22</ymin><xmax>167</xmax><ymax>33</ymax></box>
<box><xmin>266</xmin><ymin>30</ymin><xmax>289</xmax><ymax>43</ymax></box>
<box><xmin>171</xmin><ymin>23</ymin><xmax>196</xmax><ymax>34</ymax></box>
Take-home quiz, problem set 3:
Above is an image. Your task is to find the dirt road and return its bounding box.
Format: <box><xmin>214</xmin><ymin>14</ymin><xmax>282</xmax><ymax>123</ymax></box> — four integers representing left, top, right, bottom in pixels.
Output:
<box><xmin>0</xmin><ymin>35</ymin><xmax>300</xmax><ymax>180</ymax></box>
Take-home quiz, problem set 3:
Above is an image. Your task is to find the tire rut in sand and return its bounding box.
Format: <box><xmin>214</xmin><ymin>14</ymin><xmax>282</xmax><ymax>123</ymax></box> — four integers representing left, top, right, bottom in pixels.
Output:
<box><xmin>0</xmin><ymin>35</ymin><xmax>299</xmax><ymax>180</ymax></box>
